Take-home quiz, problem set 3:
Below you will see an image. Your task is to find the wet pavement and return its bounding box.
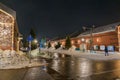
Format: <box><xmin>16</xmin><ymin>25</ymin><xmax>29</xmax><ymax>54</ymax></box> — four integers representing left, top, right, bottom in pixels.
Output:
<box><xmin>0</xmin><ymin>67</ymin><xmax>53</xmax><ymax>80</ymax></box>
<box><xmin>0</xmin><ymin>68</ymin><xmax>27</xmax><ymax>80</ymax></box>
<box><xmin>1</xmin><ymin>54</ymin><xmax>120</xmax><ymax>80</ymax></box>
<box><xmin>47</xmin><ymin>54</ymin><xmax>120</xmax><ymax>80</ymax></box>
<box><xmin>23</xmin><ymin>67</ymin><xmax>53</xmax><ymax>80</ymax></box>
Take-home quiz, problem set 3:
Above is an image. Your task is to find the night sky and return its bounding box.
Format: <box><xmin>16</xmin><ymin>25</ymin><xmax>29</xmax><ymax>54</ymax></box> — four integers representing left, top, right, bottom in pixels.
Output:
<box><xmin>1</xmin><ymin>0</ymin><xmax>120</xmax><ymax>40</ymax></box>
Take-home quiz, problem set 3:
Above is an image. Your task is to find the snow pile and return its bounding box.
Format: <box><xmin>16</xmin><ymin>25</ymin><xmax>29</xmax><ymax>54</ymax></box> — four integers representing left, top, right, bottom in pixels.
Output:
<box><xmin>31</xmin><ymin>48</ymin><xmax>39</xmax><ymax>57</ymax></box>
<box><xmin>0</xmin><ymin>49</ymin><xmax>29</xmax><ymax>69</ymax></box>
<box><xmin>48</xmin><ymin>47</ymin><xmax>55</xmax><ymax>50</ymax></box>
<box><xmin>69</xmin><ymin>45</ymin><xmax>76</xmax><ymax>51</ymax></box>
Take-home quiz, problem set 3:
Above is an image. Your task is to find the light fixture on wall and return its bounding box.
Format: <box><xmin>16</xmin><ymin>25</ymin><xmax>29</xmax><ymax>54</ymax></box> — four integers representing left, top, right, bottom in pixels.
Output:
<box><xmin>81</xmin><ymin>38</ymin><xmax>85</xmax><ymax>42</ymax></box>
<box><xmin>96</xmin><ymin>38</ymin><xmax>101</xmax><ymax>42</ymax></box>
<box><xmin>77</xmin><ymin>40</ymin><xmax>81</xmax><ymax>44</ymax></box>
<box><xmin>71</xmin><ymin>40</ymin><xmax>74</xmax><ymax>44</ymax></box>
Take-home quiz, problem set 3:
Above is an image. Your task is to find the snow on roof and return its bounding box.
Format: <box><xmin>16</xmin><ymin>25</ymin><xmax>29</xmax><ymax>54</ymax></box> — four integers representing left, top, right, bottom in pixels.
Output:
<box><xmin>77</xmin><ymin>22</ymin><xmax>120</xmax><ymax>37</ymax></box>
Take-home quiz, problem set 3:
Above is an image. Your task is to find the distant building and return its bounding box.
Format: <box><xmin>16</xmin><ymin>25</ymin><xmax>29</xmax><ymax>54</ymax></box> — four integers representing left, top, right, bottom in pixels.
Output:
<box><xmin>51</xmin><ymin>22</ymin><xmax>120</xmax><ymax>52</ymax></box>
<box><xmin>0</xmin><ymin>3</ymin><xmax>22</xmax><ymax>51</ymax></box>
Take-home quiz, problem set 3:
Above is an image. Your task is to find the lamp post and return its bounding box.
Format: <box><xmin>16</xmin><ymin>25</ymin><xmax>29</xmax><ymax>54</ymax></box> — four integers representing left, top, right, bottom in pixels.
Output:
<box><xmin>82</xmin><ymin>25</ymin><xmax>95</xmax><ymax>53</ymax></box>
<box><xmin>33</xmin><ymin>39</ymin><xmax>38</xmax><ymax>44</ymax></box>
<box><xmin>27</xmin><ymin>35</ymin><xmax>33</xmax><ymax>63</ymax></box>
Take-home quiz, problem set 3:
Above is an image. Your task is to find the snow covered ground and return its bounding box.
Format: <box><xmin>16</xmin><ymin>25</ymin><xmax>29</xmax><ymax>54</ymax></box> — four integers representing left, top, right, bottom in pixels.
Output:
<box><xmin>39</xmin><ymin>48</ymin><xmax>120</xmax><ymax>61</ymax></box>
<box><xmin>0</xmin><ymin>49</ymin><xmax>45</xmax><ymax>69</ymax></box>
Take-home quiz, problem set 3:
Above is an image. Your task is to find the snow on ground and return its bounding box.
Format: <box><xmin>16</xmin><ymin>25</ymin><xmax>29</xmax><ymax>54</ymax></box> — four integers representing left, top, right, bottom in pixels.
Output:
<box><xmin>0</xmin><ymin>49</ymin><xmax>45</xmax><ymax>69</ymax></box>
<box><xmin>31</xmin><ymin>48</ymin><xmax>39</xmax><ymax>57</ymax></box>
<box><xmin>40</xmin><ymin>48</ymin><xmax>120</xmax><ymax>61</ymax></box>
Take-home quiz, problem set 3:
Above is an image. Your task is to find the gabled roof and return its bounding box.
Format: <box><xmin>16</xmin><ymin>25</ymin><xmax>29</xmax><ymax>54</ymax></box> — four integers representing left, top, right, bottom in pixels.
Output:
<box><xmin>77</xmin><ymin>22</ymin><xmax>120</xmax><ymax>37</ymax></box>
<box><xmin>0</xmin><ymin>3</ymin><xmax>16</xmax><ymax>19</ymax></box>
<box><xmin>50</xmin><ymin>36</ymin><xmax>65</xmax><ymax>41</ymax></box>
<box><xmin>69</xmin><ymin>30</ymin><xmax>81</xmax><ymax>38</ymax></box>
<box><xmin>14</xmin><ymin>21</ymin><xmax>22</xmax><ymax>37</ymax></box>
<box><xmin>51</xmin><ymin>30</ymin><xmax>81</xmax><ymax>41</ymax></box>
<box><xmin>0</xmin><ymin>3</ymin><xmax>21</xmax><ymax>37</ymax></box>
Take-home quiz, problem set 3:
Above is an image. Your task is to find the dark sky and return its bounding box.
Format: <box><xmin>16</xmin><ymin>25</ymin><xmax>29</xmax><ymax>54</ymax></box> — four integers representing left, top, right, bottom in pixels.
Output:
<box><xmin>1</xmin><ymin>0</ymin><xmax>120</xmax><ymax>39</ymax></box>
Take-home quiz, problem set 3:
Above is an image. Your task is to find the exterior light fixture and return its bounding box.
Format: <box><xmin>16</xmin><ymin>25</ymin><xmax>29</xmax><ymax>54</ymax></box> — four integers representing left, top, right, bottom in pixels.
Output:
<box><xmin>81</xmin><ymin>38</ymin><xmax>85</xmax><ymax>42</ymax></box>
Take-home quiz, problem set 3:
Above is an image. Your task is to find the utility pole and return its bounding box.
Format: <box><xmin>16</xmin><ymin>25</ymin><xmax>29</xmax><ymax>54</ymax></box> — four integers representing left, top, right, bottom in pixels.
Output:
<box><xmin>27</xmin><ymin>35</ymin><xmax>33</xmax><ymax>63</ymax></box>
<box><xmin>83</xmin><ymin>25</ymin><xmax>95</xmax><ymax>52</ymax></box>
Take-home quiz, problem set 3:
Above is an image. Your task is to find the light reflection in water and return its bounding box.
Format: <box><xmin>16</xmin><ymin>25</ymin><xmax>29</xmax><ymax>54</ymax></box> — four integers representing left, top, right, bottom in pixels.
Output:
<box><xmin>95</xmin><ymin>62</ymin><xmax>105</xmax><ymax>72</ymax></box>
<box><xmin>49</xmin><ymin>54</ymin><xmax>120</xmax><ymax>80</ymax></box>
<box><xmin>51</xmin><ymin>59</ymin><xmax>60</xmax><ymax>71</ymax></box>
<box><xmin>61</xmin><ymin>54</ymin><xmax>65</xmax><ymax>58</ymax></box>
<box><xmin>53</xmin><ymin>53</ymin><xmax>59</xmax><ymax>59</ymax></box>
<box><xmin>50</xmin><ymin>55</ymin><xmax>92</xmax><ymax>79</ymax></box>
<box><xmin>75</xmin><ymin>58</ymin><xmax>92</xmax><ymax>77</ymax></box>
<box><xmin>112</xmin><ymin>60</ymin><xmax>120</xmax><ymax>78</ymax></box>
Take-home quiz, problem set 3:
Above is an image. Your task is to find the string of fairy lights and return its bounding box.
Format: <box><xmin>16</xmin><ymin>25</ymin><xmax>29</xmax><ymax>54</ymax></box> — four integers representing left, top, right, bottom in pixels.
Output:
<box><xmin>0</xmin><ymin>9</ymin><xmax>14</xmax><ymax>49</ymax></box>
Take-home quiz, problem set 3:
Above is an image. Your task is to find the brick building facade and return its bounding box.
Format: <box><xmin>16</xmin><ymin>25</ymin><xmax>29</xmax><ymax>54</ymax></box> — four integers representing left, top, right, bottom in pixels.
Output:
<box><xmin>51</xmin><ymin>22</ymin><xmax>120</xmax><ymax>52</ymax></box>
<box><xmin>0</xmin><ymin>3</ymin><xmax>22</xmax><ymax>51</ymax></box>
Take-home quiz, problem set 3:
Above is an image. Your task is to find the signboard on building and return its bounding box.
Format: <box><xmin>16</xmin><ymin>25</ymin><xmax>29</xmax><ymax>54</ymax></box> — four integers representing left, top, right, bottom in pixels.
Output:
<box><xmin>94</xmin><ymin>45</ymin><xmax>99</xmax><ymax>50</ymax></box>
<box><xmin>100</xmin><ymin>45</ymin><xmax>105</xmax><ymax>50</ymax></box>
<box><xmin>107</xmin><ymin>46</ymin><xmax>114</xmax><ymax>51</ymax></box>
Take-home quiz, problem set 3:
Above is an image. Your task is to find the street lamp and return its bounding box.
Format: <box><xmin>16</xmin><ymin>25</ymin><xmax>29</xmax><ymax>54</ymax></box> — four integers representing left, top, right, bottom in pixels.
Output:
<box><xmin>33</xmin><ymin>39</ymin><xmax>38</xmax><ymax>43</ymax></box>
<box><xmin>82</xmin><ymin>25</ymin><xmax>95</xmax><ymax>53</ymax></box>
<box><xmin>27</xmin><ymin>35</ymin><xmax>33</xmax><ymax>63</ymax></box>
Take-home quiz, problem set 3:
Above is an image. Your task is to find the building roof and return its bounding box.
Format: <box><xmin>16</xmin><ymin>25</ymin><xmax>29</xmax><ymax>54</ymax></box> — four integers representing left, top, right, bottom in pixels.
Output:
<box><xmin>51</xmin><ymin>30</ymin><xmax>81</xmax><ymax>41</ymax></box>
<box><xmin>77</xmin><ymin>22</ymin><xmax>120</xmax><ymax>37</ymax></box>
<box><xmin>0</xmin><ymin>3</ymin><xmax>16</xmax><ymax>19</ymax></box>
<box><xmin>0</xmin><ymin>3</ymin><xmax>21</xmax><ymax>37</ymax></box>
<box><xmin>69</xmin><ymin>30</ymin><xmax>81</xmax><ymax>38</ymax></box>
<box><xmin>14</xmin><ymin>21</ymin><xmax>22</xmax><ymax>37</ymax></box>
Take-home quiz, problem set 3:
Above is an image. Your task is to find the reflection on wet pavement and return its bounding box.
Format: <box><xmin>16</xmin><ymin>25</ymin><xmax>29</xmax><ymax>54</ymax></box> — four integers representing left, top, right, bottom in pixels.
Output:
<box><xmin>0</xmin><ymin>68</ymin><xmax>27</xmax><ymax>80</ymax></box>
<box><xmin>1</xmin><ymin>53</ymin><xmax>120</xmax><ymax>80</ymax></box>
<box><xmin>48</xmin><ymin>54</ymin><xmax>120</xmax><ymax>80</ymax></box>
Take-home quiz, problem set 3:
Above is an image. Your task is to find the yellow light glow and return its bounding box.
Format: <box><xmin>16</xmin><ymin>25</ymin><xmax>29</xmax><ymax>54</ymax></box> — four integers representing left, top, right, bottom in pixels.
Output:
<box><xmin>81</xmin><ymin>38</ymin><xmax>85</xmax><ymax>42</ymax></box>
<box><xmin>0</xmin><ymin>22</ymin><xmax>13</xmax><ymax>25</ymax></box>
<box><xmin>34</xmin><ymin>39</ymin><xmax>38</xmax><ymax>43</ymax></box>
<box><xmin>71</xmin><ymin>40</ymin><xmax>74</xmax><ymax>44</ymax></box>
<box><xmin>0</xmin><ymin>9</ymin><xmax>14</xmax><ymax>50</ymax></box>
<box><xmin>51</xmin><ymin>43</ymin><xmax>55</xmax><ymax>47</ymax></box>
<box><xmin>86</xmin><ymin>39</ymin><xmax>89</xmax><ymax>43</ymax></box>
<box><xmin>77</xmin><ymin>40</ymin><xmax>81</xmax><ymax>43</ymax></box>
<box><xmin>96</xmin><ymin>38</ymin><xmax>101</xmax><ymax>42</ymax></box>
<box><xmin>0</xmin><ymin>9</ymin><xmax>14</xmax><ymax>23</ymax></box>
<box><xmin>61</xmin><ymin>41</ymin><xmax>65</xmax><ymax>45</ymax></box>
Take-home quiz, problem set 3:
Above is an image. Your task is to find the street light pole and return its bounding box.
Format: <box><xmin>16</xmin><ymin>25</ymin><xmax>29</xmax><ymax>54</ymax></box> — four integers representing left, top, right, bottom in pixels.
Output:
<box><xmin>29</xmin><ymin>41</ymin><xmax>31</xmax><ymax>63</ymax></box>
<box><xmin>83</xmin><ymin>25</ymin><xmax>95</xmax><ymax>52</ymax></box>
<box><xmin>27</xmin><ymin>35</ymin><xmax>33</xmax><ymax>63</ymax></box>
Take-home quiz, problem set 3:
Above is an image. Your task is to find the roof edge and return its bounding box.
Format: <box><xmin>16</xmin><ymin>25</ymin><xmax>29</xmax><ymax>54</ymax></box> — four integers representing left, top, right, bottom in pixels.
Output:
<box><xmin>0</xmin><ymin>3</ymin><xmax>16</xmax><ymax>19</ymax></box>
